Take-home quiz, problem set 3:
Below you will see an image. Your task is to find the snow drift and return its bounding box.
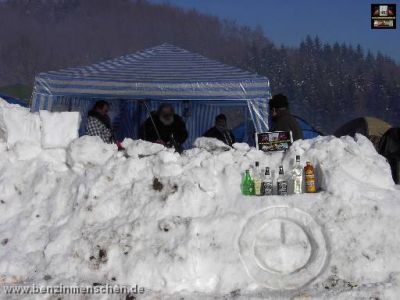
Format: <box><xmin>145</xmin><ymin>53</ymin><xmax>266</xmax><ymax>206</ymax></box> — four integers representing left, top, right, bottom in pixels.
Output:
<box><xmin>0</xmin><ymin>99</ymin><xmax>399</xmax><ymax>299</ymax></box>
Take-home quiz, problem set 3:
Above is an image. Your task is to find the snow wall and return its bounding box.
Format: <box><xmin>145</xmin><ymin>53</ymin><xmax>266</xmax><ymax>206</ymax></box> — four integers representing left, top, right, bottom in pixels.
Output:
<box><xmin>0</xmin><ymin>98</ymin><xmax>399</xmax><ymax>299</ymax></box>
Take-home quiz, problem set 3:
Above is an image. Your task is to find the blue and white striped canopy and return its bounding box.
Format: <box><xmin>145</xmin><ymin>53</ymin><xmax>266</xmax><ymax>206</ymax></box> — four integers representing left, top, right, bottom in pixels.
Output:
<box><xmin>33</xmin><ymin>43</ymin><xmax>270</xmax><ymax>101</ymax></box>
<box><xmin>32</xmin><ymin>43</ymin><xmax>271</xmax><ymax>147</ymax></box>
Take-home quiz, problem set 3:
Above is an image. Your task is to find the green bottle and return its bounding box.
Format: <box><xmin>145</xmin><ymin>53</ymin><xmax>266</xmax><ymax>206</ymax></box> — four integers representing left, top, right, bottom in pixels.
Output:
<box><xmin>241</xmin><ymin>170</ymin><xmax>255</xmax><ymax>195</ymax></box>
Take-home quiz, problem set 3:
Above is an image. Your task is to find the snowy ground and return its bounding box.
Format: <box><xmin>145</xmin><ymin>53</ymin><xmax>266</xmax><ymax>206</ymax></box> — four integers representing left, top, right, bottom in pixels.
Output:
<box><xmin>0</xmin><ymin>99</ymin><xmax>400</xmax><ymax>299</ymax></box>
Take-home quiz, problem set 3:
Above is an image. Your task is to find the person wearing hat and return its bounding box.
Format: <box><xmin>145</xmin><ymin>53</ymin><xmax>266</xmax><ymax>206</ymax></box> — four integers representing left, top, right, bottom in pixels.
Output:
<box><xmin>203</xmin><ymin>114</ymin><xmax>236</xmax><ymax>146</ymax></box>
<box><xmin>269</xmin><ymin>94</ymin><xmax>303</xmax><ymax>141</ymax></box>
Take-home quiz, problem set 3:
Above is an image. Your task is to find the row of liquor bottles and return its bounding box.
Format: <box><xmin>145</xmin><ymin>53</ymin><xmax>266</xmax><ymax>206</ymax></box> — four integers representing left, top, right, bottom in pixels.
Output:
<box><xmin>240</xmin><ymin>155</ymin><xmax>317</xmax><ymax>196</ymax></box>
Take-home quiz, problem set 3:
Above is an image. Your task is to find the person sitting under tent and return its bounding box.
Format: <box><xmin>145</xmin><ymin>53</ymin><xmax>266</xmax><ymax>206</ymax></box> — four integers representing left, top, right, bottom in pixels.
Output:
<box><xmin>203</xmin><ymin>114</ymin><xmax>236</xmax><ymax>146</ymax></box>
<box><xmin>269</xmin><ymin>94</ymin><xmax>303</xmax><ymax>141</ymax></box>
<box><xmin>86</xmin><ymin>100</ymin><xmax>115</xmax><ymax>144</ymax></box>
<box><xmin>139</xmin><ymin>103</ymin><xmax>188</xmax><ymax>152</ymax></box>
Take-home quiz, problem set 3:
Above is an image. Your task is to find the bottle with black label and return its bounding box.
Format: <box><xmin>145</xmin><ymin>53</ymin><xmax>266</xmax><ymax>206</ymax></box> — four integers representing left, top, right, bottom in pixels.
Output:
<box><xmin>277</xmin><ymin>165</ymin><xmax>288</xmax><ymax>196</ymax></box>
<box><xmin>261</xmin><ymin>167</ymin><xmax>273</xmax><ymax>195</ymax></box>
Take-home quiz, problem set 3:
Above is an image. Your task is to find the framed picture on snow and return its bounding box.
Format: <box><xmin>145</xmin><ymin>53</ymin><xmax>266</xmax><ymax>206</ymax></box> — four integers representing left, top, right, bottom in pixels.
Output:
<box><xmin>255</xmin><ymin>131</ymin><xmax>293</xmax><ymax>152</ymax></box>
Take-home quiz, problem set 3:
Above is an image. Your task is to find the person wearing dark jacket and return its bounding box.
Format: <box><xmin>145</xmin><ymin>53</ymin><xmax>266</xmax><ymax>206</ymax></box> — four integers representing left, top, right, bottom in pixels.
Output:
<box><xmin>203</xmin><ymin>114</ymin><xmax>236</xmax><ymax>146</ymax></box>
<box><xmin>86</xmin><ymin>100</ymin><xmax>115</xmax><ymax>144</ymax></box>
<box><xmin>139</xmin><ymin>103</ymin><xmax>188</xmax><ymax>152</ymax></box>
<box><xmin>378</xmin><ymin>127</ymin><xmax>400</xmax><ymax>184</ymax></box>
<box><xmin>269</xmin><ymin>94</ymin><xmax>303</xmax><ymax>141</ymax></box>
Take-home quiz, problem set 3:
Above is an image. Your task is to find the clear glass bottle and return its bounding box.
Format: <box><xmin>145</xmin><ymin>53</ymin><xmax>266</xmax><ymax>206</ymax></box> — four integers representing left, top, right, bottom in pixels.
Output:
<box><xmin>292</xmin><ymin>155</ymin><xmax>304</xmax><ymax>194</ymax></box>
<box><xmin>253</xmin><ymin>162</ymin><xmax>262</xmax><ymax>196</ymax></box>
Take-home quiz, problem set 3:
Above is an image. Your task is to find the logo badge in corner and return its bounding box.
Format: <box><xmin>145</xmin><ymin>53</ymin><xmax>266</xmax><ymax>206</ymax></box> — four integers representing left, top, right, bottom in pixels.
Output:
<box><xmin>371</xmin><ymin>4</ymin><xmax>396</xmax><ymax>29</ymax></box>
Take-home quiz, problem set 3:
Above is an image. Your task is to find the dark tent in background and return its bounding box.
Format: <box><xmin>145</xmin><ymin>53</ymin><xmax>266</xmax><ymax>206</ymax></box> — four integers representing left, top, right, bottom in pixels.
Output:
<box><xmin>293</xmin><ymin>115</ymin><xmax>323</xmax><ymax>139</ymax></box>
<box><xmin>334</xmin><ymin>117</ymin><xmax>391</xmax><ymax>149</ymax></box>
<box><xmin>0</xmin><ymin>92</ymin><xmax>29</xmax><ymax>107</ymax></box>
<box><xmin>232</xmin><ymin>120</ymin><xmax>256</xmax><ymax>146</ymax></box>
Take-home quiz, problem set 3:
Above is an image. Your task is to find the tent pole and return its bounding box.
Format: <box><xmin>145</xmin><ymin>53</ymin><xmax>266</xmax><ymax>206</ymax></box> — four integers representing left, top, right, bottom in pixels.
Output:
<box><xmin>139</xmin><ymin>99</ymin><xmax>162</xmax><ymax>141</ymax></box>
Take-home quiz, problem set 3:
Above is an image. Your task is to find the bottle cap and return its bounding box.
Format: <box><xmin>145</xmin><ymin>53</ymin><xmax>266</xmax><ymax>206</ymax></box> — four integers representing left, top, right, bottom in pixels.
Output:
<box><xmin>279</xmin><ymin>165</ymin><xmax>284</xmax><ymax>174</ymax></box>
<box><xmin>255</xmin><ymin>161</ymin><xmax>259</xmax><ymax>167</ymax></box>
<box><xmin>265</xmin><ymin>167</ymin><xmax>270</xmax><ymax>175</ymax></box>
<box><xmin>296</xmin><ymin>155</ymin><xmax>300</xmax><ymax>162</ymax></box>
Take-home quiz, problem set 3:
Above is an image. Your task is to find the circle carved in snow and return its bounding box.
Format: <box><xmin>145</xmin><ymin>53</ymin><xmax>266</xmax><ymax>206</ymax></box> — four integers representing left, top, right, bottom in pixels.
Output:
<box><xmin>239</xmin><ymin>206</ymin><xmax>327</xmax><ymax>290</ymax></box>
<box><xmin>253</xmin><ymin>219</ymin><xmax>312</xmax><ymax>274</ymax></box>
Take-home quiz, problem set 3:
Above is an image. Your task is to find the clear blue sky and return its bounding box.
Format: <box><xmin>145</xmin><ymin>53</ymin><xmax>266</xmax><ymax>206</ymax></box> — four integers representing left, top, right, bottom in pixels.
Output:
<box><xmin>151</xmin><ymin>0</ymin><xmax>400</xmax><ymax>62</ymax></box>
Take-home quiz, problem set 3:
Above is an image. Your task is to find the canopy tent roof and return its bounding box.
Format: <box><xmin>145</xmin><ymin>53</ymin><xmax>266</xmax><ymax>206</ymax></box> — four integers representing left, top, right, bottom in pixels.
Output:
<box><xmin>32</xmin><ymin>43</ymin><xmax>271</xmax><ymax>148</ymax></box>
<box><xmin>33</xmin><ymin>43</ymin><xmax>270</xmax><ymax>101</ymax></box>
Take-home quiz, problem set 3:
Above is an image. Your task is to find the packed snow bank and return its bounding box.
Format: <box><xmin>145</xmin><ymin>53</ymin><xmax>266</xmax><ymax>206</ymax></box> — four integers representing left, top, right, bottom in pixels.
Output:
<box><xmin>123</xmin><ymin>139</ymin><xmax>165</xmax><ymax>157</ymax></box>
<box><xmin>193</xmin><ymin>137</ymin><xmax>231</xmax><ymax>152</ymax></box>
<box><xmin>286</xmin><ymin>134</ymin><xmax>394</xmax><ymax>196</ymax></box>
<box><xmin>0</xmin><ymin>100</ymin><xmax>399</xmax><ymax>299</ymax></box>
<box><xmin>0</xmin><ymin>99</ymin><xmax>81</xmax><ymax>150</ymax></box>
<box><xmin>40</xmin><ymin>110</ymin><xmax>80</xmax><ymax>149</ymax></box>
<box><xmin>0</xmin><ymin>100</ymin><xmax>41</xmax><ymax>147</ymax></box>
<box><xmin>67</xmin><ymin>136</ymin><xmax>117</xmax><ymax>171</ymax></box>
